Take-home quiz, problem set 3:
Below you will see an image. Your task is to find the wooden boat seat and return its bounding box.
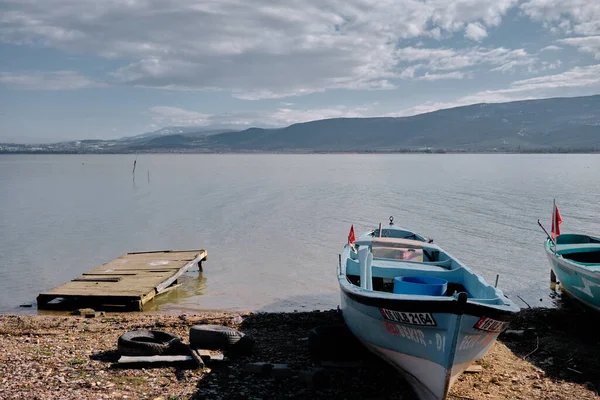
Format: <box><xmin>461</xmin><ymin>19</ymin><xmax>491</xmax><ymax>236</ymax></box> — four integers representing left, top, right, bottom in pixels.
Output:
<box><xmin>346</xmin><ymin>260</ymin><xmax>448</xmax><ymax>278</ymax></box>
<box><xmin>556</xmin><ymin>243</ymin><xmax>600</xmax><ymax>254</ymax></box>
<box><xmin>371</xmin><ymin>237</ymin><xmax>433</xmax><ymax>249</ymax></box>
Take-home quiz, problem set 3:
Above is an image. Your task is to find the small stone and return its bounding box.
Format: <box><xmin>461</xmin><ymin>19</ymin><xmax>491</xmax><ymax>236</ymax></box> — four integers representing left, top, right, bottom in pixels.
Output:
<box><xmin>298</xmin><ymin>369</ymin><xmax>330</xmax><ymax>387</ymax></box>
<box><xmin>465</xmin><ymin>365</ymin><xmax>483</xmax><ymax>373</ymax></box>
<box><xmin>270</xmin><ymin>364</ymin><xmax>294</xmax><ymax>379</ymax></box>
<box><xmin>73</xmin><ymin>308</ymin><xmax>96</xmax><ymax>316</ymax></box>
<box><xmin>503</xmin><ymin>329</ymin><xmax>525</xmax><ymax>337</ymax></box>
<box><xmin>244</xmin><ymin>362</ymin><xmax>273</xmax><ymax>375</ymax></box>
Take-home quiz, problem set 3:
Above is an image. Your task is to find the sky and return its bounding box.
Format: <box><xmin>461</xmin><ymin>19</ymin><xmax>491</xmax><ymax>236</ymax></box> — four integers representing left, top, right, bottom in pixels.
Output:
<box><xmin>1</xmin><ymin>1</ymin><xmax>600</xmax><ymax>143</ymax></box>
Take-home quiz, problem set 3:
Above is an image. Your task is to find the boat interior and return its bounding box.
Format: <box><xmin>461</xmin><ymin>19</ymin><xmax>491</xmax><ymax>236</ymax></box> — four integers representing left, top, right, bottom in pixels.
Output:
<box><xmin>554</xmin><ymin>234</ymin><xmax>600</xmax><ymax>266</ymax></box>
<box><xmin>344</xmin><ymin>233</ymin><xmax>507</xmax><ymax>304</ymax></box>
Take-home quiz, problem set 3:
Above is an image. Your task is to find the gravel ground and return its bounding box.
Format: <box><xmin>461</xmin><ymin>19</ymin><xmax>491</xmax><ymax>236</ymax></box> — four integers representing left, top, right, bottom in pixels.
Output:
<box><xmin>1</xmin><ymin>305</ymin><xmax>599</xmax><ymax>400</ymax></box>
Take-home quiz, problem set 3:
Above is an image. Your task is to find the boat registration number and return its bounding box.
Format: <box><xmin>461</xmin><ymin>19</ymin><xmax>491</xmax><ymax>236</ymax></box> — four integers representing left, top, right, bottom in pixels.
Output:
<box><xmin>379</xmin><ymin>308</ymin><xmax>437</xmax><ymax>326</ymax></box>
<box><xmin>473</xmin><ymin>316</ymin><xmax>509</xmax><ymax>333</ymax></box>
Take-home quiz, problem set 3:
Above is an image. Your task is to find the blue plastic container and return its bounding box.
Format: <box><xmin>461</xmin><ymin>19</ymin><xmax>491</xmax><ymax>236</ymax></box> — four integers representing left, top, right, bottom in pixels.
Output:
<box><xmin>393</xmin><ymin>275</ymin><xmax>448</xmax><ymax>296</ymax></box>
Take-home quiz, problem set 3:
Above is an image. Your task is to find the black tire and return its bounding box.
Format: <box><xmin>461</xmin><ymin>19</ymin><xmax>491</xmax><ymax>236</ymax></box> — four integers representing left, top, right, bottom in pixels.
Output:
<box><xmin>228</xmin><ymin>334</ymin><xmax>255</xmax><ymax>356</ymax></box>
<box><xmin>117</xmin><ymin>330</ymin><xmax>182</xmax><ymax>356</ymax></box>
<box><xmin>308</xmin><ymin>324</ymin><xmax>364</xmax><ymax>361</ymax></box>
<box><xmin>189</xmin><ymin>324</ymin><xmax>244</xmax><ymax>350</ymax></box>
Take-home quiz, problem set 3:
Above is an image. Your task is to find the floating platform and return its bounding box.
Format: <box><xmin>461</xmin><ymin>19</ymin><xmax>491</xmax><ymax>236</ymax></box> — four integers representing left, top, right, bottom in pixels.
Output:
<box><xmin>37</xmin><ymin>249</ymin><xmax>207</xmax><ymax>311</ymax></box>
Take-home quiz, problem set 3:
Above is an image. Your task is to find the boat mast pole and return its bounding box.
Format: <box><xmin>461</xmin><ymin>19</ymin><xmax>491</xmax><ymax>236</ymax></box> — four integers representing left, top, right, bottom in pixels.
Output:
<box><xmin>553</xmin><ymin>198</ymin><xmax>557</xmax><ymax>254</ymax></box>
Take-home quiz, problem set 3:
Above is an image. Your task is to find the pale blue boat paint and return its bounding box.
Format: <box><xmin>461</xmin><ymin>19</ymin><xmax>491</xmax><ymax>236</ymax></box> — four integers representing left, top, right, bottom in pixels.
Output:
<box><xmin>338</xmin><ymin>223</ymin><xmax>520</xmax><ymax>400</ymax></box>
<box><xmin>544</xmin><ymin>233</ymin><xmax>600</xmax><ymax>311</ymax></box>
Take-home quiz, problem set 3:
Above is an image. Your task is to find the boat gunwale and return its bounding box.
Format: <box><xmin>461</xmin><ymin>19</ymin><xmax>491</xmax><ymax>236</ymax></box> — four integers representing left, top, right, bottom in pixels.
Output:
<box><xmin>339</xmin><ymin>231</ymin><xmax>520</xmax><ymax>317</ymax></box>
<box><xmin>544</xmin><ymin>237</ymin><xmax>600</xmax><ymax>274</ymax></box>
<box><xmin>338</xmin><ymin>277</ymin><xmax>519</xmax><ymax>320</ymax></box>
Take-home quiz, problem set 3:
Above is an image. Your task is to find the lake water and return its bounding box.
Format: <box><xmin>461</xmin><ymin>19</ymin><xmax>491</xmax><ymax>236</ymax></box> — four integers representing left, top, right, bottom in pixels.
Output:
<box><xmin>1</xmin><ymin>154</ymin><xmax>599</xmax><ymax>315</ymax></box>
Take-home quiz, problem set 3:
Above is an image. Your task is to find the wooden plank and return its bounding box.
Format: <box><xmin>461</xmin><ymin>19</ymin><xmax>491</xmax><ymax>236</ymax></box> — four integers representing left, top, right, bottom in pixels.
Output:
<box><xmin>83</xmin><ymin>272</ymin><xmax>138</xmax><ymax>276</ymax></box>
<box><xmin>118</xmin><ymin>355</ymin><xmax>193</xmax><ymax>363</ymax></box>
<box><xmin>155</xmin><ymin>253</ymin><xmax>203</xmax><ymax>294</ymax></box>
<box><xmin>126</xmin><ymin>250</ymin><xmax>173</xmax><ymax>255</ymax></box>
<box><xmin>154</xmin><ymin>283</ymin><xmax>182</xmax><ymax>296</ymax></box>
<box><xmin>127</xmin><ymin>249</ymin><xmax>205</xmax><ymax>255</ymax></box>
<box><xmin>465</xmin><ymin>365</ymin><xmax>483</xmax><ymax>373</ymax></box>
<box><xmin>72</xmin><ymin>277</ymin><xmax>121</xmax><ymax>282</ymax></box>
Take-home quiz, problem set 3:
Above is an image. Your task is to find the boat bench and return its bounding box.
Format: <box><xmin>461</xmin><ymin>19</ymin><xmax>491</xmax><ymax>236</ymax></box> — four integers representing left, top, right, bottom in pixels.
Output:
<box><xmin>556</xmin><ymin>243</ymin><xmax>600</xmax><ymax>254</ymax></box>
<box><xmin>346</xmin><ymin>260</ymin><xmax>454</xmax><ymax>279</ymax></box>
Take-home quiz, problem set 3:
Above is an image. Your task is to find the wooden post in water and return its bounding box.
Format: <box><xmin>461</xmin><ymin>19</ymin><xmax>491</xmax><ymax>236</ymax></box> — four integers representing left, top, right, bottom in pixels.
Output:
<box><xmin>132</xmin><ymin>156</ymin><xmax>138</xmax><ymax>181</ymax></box>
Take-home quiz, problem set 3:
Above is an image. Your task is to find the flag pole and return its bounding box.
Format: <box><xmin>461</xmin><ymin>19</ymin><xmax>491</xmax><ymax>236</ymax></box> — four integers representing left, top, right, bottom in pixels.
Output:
<box><xmin>553</xmin><ymin>198</ymin><xmax>557</xmax><ymax>254</ymax></box>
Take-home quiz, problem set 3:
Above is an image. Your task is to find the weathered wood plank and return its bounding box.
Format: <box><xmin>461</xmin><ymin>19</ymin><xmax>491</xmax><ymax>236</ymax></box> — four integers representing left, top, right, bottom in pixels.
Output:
<box><xmin>82</xmin><ymin>272</ymin><xmax>138</xmax><ymax>276</ymax></box>
<box><xmin>72</xmin><ymin>277</ymin><xmax>121</xmax><ymax>282</ymax></box>
<box><xmin>155</xmin><ymin>253</ymin><xmax>203</xmax><ymax>294</ymax></box>
<box><xmin>118</xmin><ymin>355</ymin><xmax>193</xmax><ymax>363</ymax></box>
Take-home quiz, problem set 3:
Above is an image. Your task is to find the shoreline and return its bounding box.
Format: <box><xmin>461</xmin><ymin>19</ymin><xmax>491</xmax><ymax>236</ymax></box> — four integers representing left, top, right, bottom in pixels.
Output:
<box><xmin>1</xmin><ymin>303</ymin><xmax>600</xmax><ymax>400</ymax></box>
<box><xmin>2</xmin><ymin>150</ymin><xmax>600</xmax><ymax>155</ymax></box>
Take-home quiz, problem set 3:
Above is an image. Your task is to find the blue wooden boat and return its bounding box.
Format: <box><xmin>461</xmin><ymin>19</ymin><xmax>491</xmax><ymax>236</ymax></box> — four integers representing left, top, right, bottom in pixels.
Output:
<box><xmin>544</xmin><ymin>233</ymin><xmax>600</xmax><ymax>311</ymax></box>
<box><xmin>338</xmin><ymin>219</ymin><xmax>520</xmax><ymax>400</ymax></box>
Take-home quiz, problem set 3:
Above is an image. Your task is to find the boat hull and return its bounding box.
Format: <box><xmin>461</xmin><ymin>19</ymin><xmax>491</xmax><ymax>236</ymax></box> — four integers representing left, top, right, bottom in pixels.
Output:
<box><xmin>546</xmin><ymin>250</ymin><xmax>600</xmax><ymax>311</ymax></box>
<box><xmin>340</xmin><ymin>288</ymin><xmax>512</xmax><ymax>400</ymax></box>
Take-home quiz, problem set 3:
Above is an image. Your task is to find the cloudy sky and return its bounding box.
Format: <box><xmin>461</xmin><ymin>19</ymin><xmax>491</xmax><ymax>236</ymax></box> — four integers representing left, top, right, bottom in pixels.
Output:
<box><xmin>2</xmin><ymin>0</ymin><xmax>600</xmax><ymax>142</ymax></box>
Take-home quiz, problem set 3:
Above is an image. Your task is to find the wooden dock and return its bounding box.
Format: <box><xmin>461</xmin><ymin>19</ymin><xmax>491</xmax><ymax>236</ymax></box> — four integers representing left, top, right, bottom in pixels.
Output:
<box><xmin>37</xmin><ymin>249</ymin><xmax>207</xmax><ymax>311</ymax></box>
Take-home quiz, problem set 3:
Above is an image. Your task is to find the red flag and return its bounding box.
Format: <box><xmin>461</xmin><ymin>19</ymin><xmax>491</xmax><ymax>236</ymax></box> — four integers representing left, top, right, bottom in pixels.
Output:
<box><xmin>551</xmin><ymin>204</ymin><xmax>562</xmax><ymax>239</ymax></box>
<box><xmin>348</xmin><ymin>225</ymin><xmax>356</xmax><ymax>244</ymax></box>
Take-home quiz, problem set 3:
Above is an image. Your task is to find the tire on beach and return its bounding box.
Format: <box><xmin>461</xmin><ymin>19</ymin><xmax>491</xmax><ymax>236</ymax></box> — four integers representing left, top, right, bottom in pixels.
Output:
<box><xmin>228</xmin><ymin>334</ymin><xmax>255</xmax><ymax>356</ymax></box>
<box><xmin>189</xmin><ymin>324</ymin><xmax>244</xmax><ymax>350</ymax></box>
<box><xmin>308</xmin><ymin>324</ymin><xmax>364</xmax><ymax>361</ymax></box>
<box><xmin>117</xmin><ymin>330</ymin><xmax>182</xmax><ymax>356</ymax></box>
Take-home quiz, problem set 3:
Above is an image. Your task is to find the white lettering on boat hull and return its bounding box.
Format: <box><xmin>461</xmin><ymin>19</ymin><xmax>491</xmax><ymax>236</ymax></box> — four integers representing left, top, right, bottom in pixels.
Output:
<box><xmin>458</xmin><ymin>333</ymin><xmax>495</xmax><ymax>352</ymax></box>
<box><xmin>384</xmin><ymin>321</ymin><xmax>427</xmax><ymax>347</ymax></box>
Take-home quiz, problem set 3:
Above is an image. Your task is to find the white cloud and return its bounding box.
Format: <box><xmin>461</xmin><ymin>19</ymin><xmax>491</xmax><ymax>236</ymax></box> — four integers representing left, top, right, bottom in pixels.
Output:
<box><xmin>0</xmin><ymin>70</ymin><xmax>104</xmax><ymax>90</ymax></box>
<box><xmin>540</xmin><ymin>45</ymin><xmax>562</xmax><ymax>52</ymax></box>
<box><xmin>558</xmin><ymin>36</ymin><xmax>600</xmax><ymax>59</ymax></box>
<box><xmin>507</xmin><ymin>64</ymin><xmax>600</xmax><ymax>91</ymax></box>
<box><xmin>521</xmin><ymin>1</ymin><xmax>600</xmax><ymax>35</ymax></box>
<box><xmin>428</xmin><ymin>0</ymin><xmax>518</xmax><ymax>30</ymax></box>
<box><xmin>397</xmin><ymin>63</ymin><xmax>600</xmax><ymax>115</ymax></box>
<box><xmin>0</xmin><ymin>0</ymin><xmax>520</xmax><ymax>98</ymax></box>
<box><xmin>148</xmin><ymin>104</ymin><xmax>375</xmax><ymax>128</ymax></box>
<box><xmin>149</xmin><ymin>106</ymin><xmax>211</xmax><ymax>127</ymax></box>
<box><xmin>540</xmin><ymin>60</ymin><xmax>562</xmax><ymax>70</ymax></box>
<box><xmin>394</xmin><ymin>101</ymin><xmax>470</xmax><ymax>116</ymax></box>
<box><xmin>464</xmin><ymin>22</ymin><xmax>488</xmax><ymax>41</ymax></box>
<box><xmin>417</xmin><ymin>71</ymin><xmax>465</xmax><ymax>80</ymax></box>
<box><xmin>395</xmin><ymin>46</ymin><xmax>534</xmax><ymax>74</ymax></box>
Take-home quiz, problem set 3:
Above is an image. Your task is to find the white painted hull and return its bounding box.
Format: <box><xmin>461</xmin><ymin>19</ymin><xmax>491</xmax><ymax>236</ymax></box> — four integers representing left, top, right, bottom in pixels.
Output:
<box><xmin>362</xmin><ymin>341</ymin><xmax>472</xmax><ymax>400</ymax></box>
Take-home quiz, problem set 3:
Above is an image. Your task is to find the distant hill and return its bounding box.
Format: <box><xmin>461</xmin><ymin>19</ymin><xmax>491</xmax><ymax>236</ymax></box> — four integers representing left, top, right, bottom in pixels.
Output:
<box><xmin>118</xmin><ymin>126</ymin><xmax>235</xmax><ymax>142</ymax></box>
<box><xmin>2</xmin><ymin>95</ymin><xmax>600</xmax><ymax>153</ymax></box>
<box><xmin>205</xmin><ymin>95</ymin><xmax>600</xmax><ymax>152</ymax></box>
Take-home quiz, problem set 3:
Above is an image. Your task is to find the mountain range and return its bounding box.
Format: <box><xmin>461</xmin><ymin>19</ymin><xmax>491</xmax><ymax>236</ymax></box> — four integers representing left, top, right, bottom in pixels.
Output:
<box><xmin>2</xmin><ymin>95</ymin><xmax>600</xmax><ymax>153</ymax></box>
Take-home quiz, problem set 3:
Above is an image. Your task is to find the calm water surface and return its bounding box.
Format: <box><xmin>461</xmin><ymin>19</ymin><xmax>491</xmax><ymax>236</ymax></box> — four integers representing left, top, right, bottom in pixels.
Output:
<box><xmin>1</xmin><ymin>154</ymin><xmax>599</xmax><ymax>314</ymax></box>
